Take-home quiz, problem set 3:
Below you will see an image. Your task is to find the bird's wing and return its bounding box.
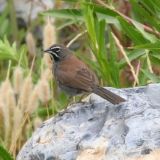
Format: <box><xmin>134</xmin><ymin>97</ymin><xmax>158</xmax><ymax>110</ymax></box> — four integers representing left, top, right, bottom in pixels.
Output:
<box><xmin>56</xmin><ymin>56</ymin><xmax>99</xmax><ymax>92</ymax></box>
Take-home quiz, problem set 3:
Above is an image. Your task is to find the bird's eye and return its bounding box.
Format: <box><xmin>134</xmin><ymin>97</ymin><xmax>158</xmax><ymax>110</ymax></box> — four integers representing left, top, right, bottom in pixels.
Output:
<box><xmin>55</xmin><ymin>48</ymin><xmax>60</xmax><ymax>52</ymax></box>
<box><xmin>51</xmin><ymin>47</ymin><xmax>60</xmax><ymax>53</ymax></box>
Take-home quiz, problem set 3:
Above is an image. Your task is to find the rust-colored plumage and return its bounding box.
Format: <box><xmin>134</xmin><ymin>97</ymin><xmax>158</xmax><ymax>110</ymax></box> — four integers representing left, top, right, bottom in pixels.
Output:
<box><xmin>44</xmin><ymin>44</ymin><xmax>125</xmax><ymax>104</ymax></box>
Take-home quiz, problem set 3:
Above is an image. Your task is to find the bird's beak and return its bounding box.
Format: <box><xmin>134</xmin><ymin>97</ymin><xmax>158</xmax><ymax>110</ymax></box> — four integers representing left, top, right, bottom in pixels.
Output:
<box><xmin>43</xmin><ymin>48</ymin><xmax>51</xmax><ymax>54</ymax></box>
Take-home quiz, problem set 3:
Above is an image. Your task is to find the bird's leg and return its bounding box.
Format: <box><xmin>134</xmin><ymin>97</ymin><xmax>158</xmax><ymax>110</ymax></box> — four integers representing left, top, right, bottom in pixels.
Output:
<box><xmin>67</xmin><ymin>95</ymin><xmax>85</xmax><ymax>106</ymax></box>
<box><xmin>66</xmin><ymin>96</ymin><xmax>76</xmax><ymax>106</ymax></box>
<box><xmin>73</xmin><ymin>96</ymin><xmax>76</xmax><ymax>103</ymax></box>
<box><xmin>78</xmin><ymin>93</ymin><xmax>90</xmax><ymax>103</ymax></box>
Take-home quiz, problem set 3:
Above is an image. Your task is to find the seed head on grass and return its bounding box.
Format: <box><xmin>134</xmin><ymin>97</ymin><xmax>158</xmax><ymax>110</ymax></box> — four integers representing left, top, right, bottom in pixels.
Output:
<box><xmin>0</xmin><ymin>80</ymin><xmax>11</xmax><ymax>147</ymax></box>
<box><xmin>43</xmin><ymin>18</ymin><xmax>56</xmax><ymax>50</ymax></box>
<box><xmin>0</xmin><ymin>79</ymin><xmax>12</xmax><ymax>104</ymax></box>
<box><xmin>10</xmin><ymin>107</ymin><xmax>23</xmax><ymax>149</ymax></box>
<box><xmin>43</xmin><ymin>18</ymin><xmax>56</xmax><ymax>69</ymax></box>
<box><xmin>37</xmin><ymin>79</ymin><xmax>51</xmax><ymax>104</ymax></box>
<box><xmin>0</xmin><ymin>102</ymin><xmax>4</xmax><ymax>139</ymax></box>
<box><xmin>26</xmin><ymin>32</ymin><xmax>37</xmax><ymax>58</ymax></box>
<box><xmin>13</xmin><ymin>67</ymin><xmax>24</xmax><ymax>95</ymax></box>
<box><xmin>19</xmin><ymin>76</ymin><xmax>33</xmax><ymax>112</ymax></box>
<box><xmin>6</xmin><ymin>84</ymin><xmax>16</xmax><ymax>113</ymax></box>
<box><xmin>26</xmin><ymin>85</ymin><xmax>39</xmax><ymax>114</ymax></box>
<box><xmin>5</xmin><ymin>83</ymin><xmax>16</xmax><ymax>147</ymax></box>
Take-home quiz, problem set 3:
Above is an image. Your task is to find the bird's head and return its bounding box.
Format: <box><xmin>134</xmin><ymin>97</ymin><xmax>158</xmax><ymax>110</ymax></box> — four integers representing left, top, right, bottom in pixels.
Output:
<box><xmin>44</xmin><ymin>44</ymin><xmax>70</xmax><ymax>62</ymax></box>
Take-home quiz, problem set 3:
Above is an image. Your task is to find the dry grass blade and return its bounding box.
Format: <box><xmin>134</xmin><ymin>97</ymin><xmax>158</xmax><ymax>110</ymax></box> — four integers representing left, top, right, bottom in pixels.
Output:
<box><xmin>133</xmin><ymin>60</ymin><xmax>140</xmax><ymax>87</ymax></box>
<box><xmin>66</xmin><ymin>30</ymin><xmax>87</xmax><ymax>48</ymax></box>
<box><xmin>112</xmin><ymin>32</ymin><xmax>139</xmax><ymax>85</ymax></box>
<box><xmin>146</xmin><ymin>50</ymin><xmax>153</xmax><ymax>73</ymax></box>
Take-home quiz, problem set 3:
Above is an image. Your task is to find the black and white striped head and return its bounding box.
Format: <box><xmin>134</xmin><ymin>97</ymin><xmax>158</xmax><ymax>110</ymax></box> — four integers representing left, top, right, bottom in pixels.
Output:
<box><xmin>44</xmin><ymin>44</ymin><xmax>70</xmax><ymax>62</ymax></box>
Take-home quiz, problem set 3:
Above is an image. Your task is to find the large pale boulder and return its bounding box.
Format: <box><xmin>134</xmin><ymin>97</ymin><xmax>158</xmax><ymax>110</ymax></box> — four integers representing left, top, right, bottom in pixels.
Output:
<box><xmin>17</xmin><ymin>84</ymin><xmax>160</xmax><ymax>160</ymax></box>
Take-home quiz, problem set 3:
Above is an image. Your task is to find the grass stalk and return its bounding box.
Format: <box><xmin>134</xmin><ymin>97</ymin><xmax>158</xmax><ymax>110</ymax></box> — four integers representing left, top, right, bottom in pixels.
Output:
<box><xmin>112</xmin><ymin>32</ymin><xmax>139</xmax><ymax>85</ymax></box>
<box><xmin>66</xmin><ymin>30</ymin><xmax>87</xmax><ymax>48</ymax></box>
<box><xmin>8</xmin><ymin>0</ymin><xmax>19</xmax><ymax>44</ymax></box>
<box><xmin>146</xmin><ymin>50</ymin><xmax>153</xmax><ymax>73</ymax></box>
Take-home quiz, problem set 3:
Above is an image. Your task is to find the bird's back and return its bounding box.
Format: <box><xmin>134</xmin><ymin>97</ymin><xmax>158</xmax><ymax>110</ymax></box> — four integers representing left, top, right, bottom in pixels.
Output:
<box><xmin>54</xmin><ymin>54</ymin><xmax>99</xmax><ymax>94</ymax></box>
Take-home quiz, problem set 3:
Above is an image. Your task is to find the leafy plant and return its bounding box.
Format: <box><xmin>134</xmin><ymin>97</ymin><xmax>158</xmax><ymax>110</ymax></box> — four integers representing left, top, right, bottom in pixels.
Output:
<box><xmin>43</xmin><ymin>0</ymin><xmax>160</xmax><ymax>86</ymax></box>
<box><xmin>0</xmin><ymin>145</ymin><xmax>13</xmax><ymax>160</ymax></box>
<box><xmin>0</xmin><ymin>38</ymin><xmax>28</xmax><ymax>67</ymax></box>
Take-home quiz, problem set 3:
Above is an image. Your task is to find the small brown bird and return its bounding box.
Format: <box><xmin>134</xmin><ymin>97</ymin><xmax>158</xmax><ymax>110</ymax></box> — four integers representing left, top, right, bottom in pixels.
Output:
<box><xmin>44</xmin><ymin>44</ymin><xmax>125</xmax><ymax>104</ymax></box>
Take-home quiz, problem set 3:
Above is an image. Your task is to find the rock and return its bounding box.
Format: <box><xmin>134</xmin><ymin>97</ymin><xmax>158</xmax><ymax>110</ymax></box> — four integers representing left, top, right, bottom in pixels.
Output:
<box><xmin>0</xmin><ymin>0</ymin><xmax>54</xmax><ymax>22</ymax></box>
<box><xmin>17</xmin><ymin>84</ymin><xmax>160</xmax><ymax>160</ymax></box>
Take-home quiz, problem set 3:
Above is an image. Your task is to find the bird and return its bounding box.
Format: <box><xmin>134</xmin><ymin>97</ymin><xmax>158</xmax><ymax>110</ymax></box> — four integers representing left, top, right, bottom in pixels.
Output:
<box><xmin>44</xmin><ymin>44</ymin><xmax>126</xmax><ymax>104</ymax></box>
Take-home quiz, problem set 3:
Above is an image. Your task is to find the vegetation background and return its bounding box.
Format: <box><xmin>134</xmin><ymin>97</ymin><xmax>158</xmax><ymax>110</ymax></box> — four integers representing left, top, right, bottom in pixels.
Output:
<box><xmin>0</xmin><ymin>0</ymin><xmax>160</xmax><ymax>159</ymax></box>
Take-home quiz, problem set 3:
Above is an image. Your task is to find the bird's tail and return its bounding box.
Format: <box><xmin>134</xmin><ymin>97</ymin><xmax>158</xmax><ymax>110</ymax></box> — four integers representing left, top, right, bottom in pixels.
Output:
<box><xmin>93</xmin><ymin>86</ymin><xmax>125</xmax><ymax>104</ymax></box>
